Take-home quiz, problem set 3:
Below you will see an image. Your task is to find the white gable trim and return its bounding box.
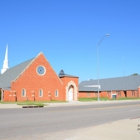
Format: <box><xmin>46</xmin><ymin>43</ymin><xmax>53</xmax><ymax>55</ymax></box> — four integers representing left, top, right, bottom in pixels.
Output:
<box><xmin>13</xmin><ymin>58</ymin><xmax>35</xmax><ymax>81</ymax></box>
<box><xmin>41</xmin><ymin>52</ymin><xmax>63</xmax><ymax>85</ymax></box>
<box><xmin>13</xmin><ymin>52</ymin><xmax>63</xmax><ymax>84</ymax></box>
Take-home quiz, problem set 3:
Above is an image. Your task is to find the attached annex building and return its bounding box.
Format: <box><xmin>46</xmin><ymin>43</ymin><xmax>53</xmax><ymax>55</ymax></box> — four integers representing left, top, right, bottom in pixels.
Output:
<box><xmin>79</xmin><ymin>75</ymin><xmax>140</xmax><ymax>99</ymax></box>
<box><xmin>0</xmin><ymin>46</ymin><xmax>79</xmax><ymax>102</ymax></box>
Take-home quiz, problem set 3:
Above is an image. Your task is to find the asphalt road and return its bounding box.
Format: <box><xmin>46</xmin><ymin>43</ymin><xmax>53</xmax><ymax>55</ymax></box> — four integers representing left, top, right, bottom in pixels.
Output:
<box><xmin>0</xmin><ymin>101</ymin><xmax>140</xmax><ymax>140</ymax></box>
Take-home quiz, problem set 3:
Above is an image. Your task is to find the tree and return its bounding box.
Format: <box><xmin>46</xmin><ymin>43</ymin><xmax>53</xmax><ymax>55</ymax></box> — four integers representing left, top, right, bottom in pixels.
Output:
<box><xmin>131</xmin><ymin>73</ymin><xmax>138</xmax><ymax>76</ymax></box>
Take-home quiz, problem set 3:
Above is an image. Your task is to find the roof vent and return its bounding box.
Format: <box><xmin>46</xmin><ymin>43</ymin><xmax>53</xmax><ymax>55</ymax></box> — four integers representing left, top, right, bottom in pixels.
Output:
<box><xmin>59</xmin><ymin>70</ymin><xmax>65</xmax><ymax>77</ymax></box>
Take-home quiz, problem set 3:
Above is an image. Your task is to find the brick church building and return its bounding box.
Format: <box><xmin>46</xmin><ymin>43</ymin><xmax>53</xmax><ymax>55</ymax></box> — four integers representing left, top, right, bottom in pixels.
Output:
<box><xmin>0</xmin><ymin>46</ymin><xmax>79</xmax><ymax>102</ymax></box>
<box><xmin>1</xmin><ymin>46</ymin><xmax>140</xmax><ymax>102</ymax></box>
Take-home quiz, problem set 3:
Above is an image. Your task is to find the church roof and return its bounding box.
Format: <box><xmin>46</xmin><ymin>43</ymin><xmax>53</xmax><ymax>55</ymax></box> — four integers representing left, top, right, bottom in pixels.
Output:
<box><xmin>79</xmin><ymin>75</ymin><xmax>140</xmax><ymax>91</ymax></box>
<box><xmin>0</xmin><ymin>58</ymin><xmax>34</xmax><ymax>90</ymax></box>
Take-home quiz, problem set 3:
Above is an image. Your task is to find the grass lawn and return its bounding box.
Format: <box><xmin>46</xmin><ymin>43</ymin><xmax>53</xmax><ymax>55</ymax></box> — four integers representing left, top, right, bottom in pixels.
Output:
<box><xmin>17</xmin><ymin>101</ymin><xmax>45</xmax><ymax>106</ymax></box>
<box><xmin>78</xmin><ymin>97</ymin><xmax>140</xmax><ymax>102</ymax></box>
<box><xmin>0</xmin><ymin>100</ymin><xmax>67</xmax><ymax>106</ymax></box>
<box><xmin>117</xmin><ymin>97</ymin><xmax>140</xmax><ymax>100</ymax></box>
<box><xmin>78</xmin><ymin>97</ymin><xmax>108</xmax><ymax>102</ymax></box>
<box><xmin>0</xmin><ymin>98</ymin><xmax>140</xmax><ymax>104</ymax></box>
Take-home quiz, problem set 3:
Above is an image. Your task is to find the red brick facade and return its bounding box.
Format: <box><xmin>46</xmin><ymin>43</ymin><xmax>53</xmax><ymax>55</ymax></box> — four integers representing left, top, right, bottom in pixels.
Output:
<box><xmin>2</xmin><ymin>53</ymin><xmax>79</xmax><ymax>102</ymax></box>
<box><xmin>138</xmin><ymin>86</ymin><xmax>140</xmax><ymax>97</ymax></box>
<box><xmin>79</xmin><ymin>90</ymin><xmax>139</xmax><ymax>99</ymax></box>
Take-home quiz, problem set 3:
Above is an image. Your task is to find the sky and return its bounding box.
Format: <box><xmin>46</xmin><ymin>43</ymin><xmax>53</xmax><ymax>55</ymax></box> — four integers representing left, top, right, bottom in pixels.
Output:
<box><xmin>0</xmin><ymin>0</ymin><xmax>140</xmax><ymax>82</ymax></box>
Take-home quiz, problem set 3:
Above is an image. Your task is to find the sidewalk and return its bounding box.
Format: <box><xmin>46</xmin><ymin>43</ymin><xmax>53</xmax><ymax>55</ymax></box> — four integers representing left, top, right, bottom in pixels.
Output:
<box><xmin>0</xmin><ymin>100</ymin><xmax>139</xmax><ymax>109</ymax></box>
<box><xmin>64</xmin><ymin>118</ymin><xmax>140</xmax><ymax>140</ymax></box>
<box><xmin>0</xmin><ymin>103</ymin><xmax>22</xmax><ymax>108</ymax></box>
<box><xmin>46</xmin><ymin>100</ymin><xmax>140</xmax><ymax>107</ymax></box>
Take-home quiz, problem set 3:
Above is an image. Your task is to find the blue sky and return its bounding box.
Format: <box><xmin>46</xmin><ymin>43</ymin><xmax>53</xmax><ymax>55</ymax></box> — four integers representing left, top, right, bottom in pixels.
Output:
<box><xmin>0</xmin><ymin>0</ymin><xmax>140</xmax><ymax>82</ymax></box>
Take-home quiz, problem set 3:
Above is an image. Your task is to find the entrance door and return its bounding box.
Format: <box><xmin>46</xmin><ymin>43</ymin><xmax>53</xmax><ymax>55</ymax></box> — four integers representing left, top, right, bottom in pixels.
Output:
<box><xmin>68</xmin><ymin>86</ymin><xmax>73</xmax><ymax>101</ymax></box>
<box><xmin>124</xmin><ymin>91</ymin><xmax>127</xmax><ymax>97</ymax></box>
<box><xmin>112</xmin><ymin>94</ymin><xmax>116</xmax><ymax>99</ymax></box>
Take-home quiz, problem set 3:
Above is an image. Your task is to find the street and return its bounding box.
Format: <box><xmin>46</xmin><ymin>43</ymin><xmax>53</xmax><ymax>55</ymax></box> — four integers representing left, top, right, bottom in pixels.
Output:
<box><xmin>0</xmin><ymin>101</ymin><xmax>140</xmax><ymax>140</ymax></box>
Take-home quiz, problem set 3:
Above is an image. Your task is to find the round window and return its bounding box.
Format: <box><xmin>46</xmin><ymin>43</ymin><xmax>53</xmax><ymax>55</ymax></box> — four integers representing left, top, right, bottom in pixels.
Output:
<box><xmin>37</xmin><ymin>66</ymin><xmax>46</xmax><ymax>75</ymax></box>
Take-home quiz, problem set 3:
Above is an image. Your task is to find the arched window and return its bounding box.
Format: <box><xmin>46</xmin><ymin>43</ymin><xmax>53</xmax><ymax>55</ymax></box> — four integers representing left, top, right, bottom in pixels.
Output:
<box><xmin>55</xmin><ymin>90</ymin><xmax>59</xmax><ymax>97</ymax></box>
<box><xmin>21</xmin><ymin>89</ymin><xmax>26</xmax><ymax>97</ymax></box>
<box><xmin>39</xmin><ymin>89</ymin><xmax>43</xmax><ymax>97</ymax></box>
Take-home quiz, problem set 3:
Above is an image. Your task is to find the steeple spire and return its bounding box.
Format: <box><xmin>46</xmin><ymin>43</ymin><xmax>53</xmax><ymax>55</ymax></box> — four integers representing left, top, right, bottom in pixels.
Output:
<box><xmin>1</xmin><ymin>45</ymin><xmax>9</xmax><ymax>74</ymax></box>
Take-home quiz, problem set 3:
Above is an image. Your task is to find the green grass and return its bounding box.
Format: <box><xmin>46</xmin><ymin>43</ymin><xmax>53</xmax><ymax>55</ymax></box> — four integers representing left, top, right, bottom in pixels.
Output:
<box><xmin>0</xmin><ymin>100</ymin><xmax>66</xmax><ymax>105</ymax></box>
<box><xmin>117</xmin><ymin>97</ymin><xmax>140</xmax><ymax>100</ymax></box>
<box><xmin>17</xmin><ymin>102</ymin><xmax>45</xmax><ymax>106</ymax></box>
<box><xmin>0</xmin><ymin>101</ymin><xmax>45</xmax><ymax>106</ymax></box>
<box><xmin>1</xmin><ymin>98</ymin><xmax>140</xmax><ymax>105</ymax></box>
<box><xmin>78</xmin><ymin>97</ymin><xmax>140</xmax><ymax>102</ymax></box>
<box><xmin>78</xmin><ymin>98</ymin><xmax>97</xmax><ymax>102</ymax></box>
<box><xmin>0</xmin><ymin>101</ymin><xmax>17</xmax><ymax>104</ymax></box>
<box><xmin>78</xmin><ymin>97</ymin><xmax>108</xmax><ymax>102</ymax></box>
<box><xmin>43</xmin><ymin>100</ymin><xmax>67</xmax><ymax>103</ymax></box>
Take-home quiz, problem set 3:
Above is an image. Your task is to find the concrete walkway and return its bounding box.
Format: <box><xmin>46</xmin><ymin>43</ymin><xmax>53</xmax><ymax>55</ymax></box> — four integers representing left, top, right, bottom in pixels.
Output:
<box><xmin>0</xmin><ymin>100</ymin><xmax>139</xmax><ymax>109</ymax></box>
<box><xmin>46</xmin><ymin>100</ymin><xmax>140</xmax><ymax>107</ymax></box>
<box><xmin>64</xmin><ymin>118</ymin><xmax>140</xmax><ymax>140</ymax></box>
<box><xmin>0</xmin><ymin>103</ymin><xmax>22</xmax><ymax>108</ymax></box>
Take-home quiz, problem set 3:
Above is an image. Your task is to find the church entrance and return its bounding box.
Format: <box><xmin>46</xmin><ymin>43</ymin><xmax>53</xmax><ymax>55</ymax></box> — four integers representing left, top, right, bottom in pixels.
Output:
<box><xmin>66</xmin><ymin>81</ymin><xmax>78</xmax><ymax>101</ymax></box>
<box><xmin>68</xmin><ymin>85</ymin><xmax>74</xmax><ymax>101</ymax></box>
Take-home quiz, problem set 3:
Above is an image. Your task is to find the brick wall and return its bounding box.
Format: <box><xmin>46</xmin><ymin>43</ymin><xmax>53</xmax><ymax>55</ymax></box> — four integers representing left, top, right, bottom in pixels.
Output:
<box><xmin>138</xmin><ymin>86</ymin><xmax>140</xmax><ymax>97</ymax></box>
<box><xmin>6</xmin><ymin>53</ymin><xmax>64</xmax><ymax>102</ymax></box>
<box><xmin>60</xmin><ymin>76</ymin><xmax>79</xmax><ymax>101</ymax></box>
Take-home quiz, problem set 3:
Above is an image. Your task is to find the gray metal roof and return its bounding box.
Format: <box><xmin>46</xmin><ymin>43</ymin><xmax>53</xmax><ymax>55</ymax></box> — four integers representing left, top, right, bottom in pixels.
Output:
<box><xmin>0</xmin><ymin>58</ymin><xmax>34</xmax><ymax>90</ymax></box>
<box><xmin>79</xmin><ymin>75</ymin><xmax>140</xmax><ymax>91</ymax></box>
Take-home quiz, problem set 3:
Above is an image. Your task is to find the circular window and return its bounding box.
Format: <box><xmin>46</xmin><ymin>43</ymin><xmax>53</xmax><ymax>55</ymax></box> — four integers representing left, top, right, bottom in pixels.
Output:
<box><xmin>37</xmin><ymin>66</ymin><xmax>46</xmax><ymax>75</ymax></box>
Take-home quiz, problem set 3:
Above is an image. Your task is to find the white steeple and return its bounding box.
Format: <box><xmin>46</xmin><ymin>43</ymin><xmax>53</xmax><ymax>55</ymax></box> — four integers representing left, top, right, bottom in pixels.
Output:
<box><xmin>1</xmin><ymin>45</ymin><xmax>9</xmax><ymax>74</ymax></box>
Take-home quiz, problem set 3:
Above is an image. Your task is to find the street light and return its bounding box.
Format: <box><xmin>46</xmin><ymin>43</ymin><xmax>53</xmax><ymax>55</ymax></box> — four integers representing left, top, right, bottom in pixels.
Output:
<box><xmin>97</xmin><ymin>33</ymin><xmax>109</xmax><ymax>101</ymax></box>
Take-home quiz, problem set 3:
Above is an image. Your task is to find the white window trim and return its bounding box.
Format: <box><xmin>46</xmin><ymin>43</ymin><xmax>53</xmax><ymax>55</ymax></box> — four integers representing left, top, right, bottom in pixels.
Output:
<box><xmin>21</xmin><ymin>89</ymin><xmax>26</xmax><ymax>97</ymax></box>
<box><xmin>36</xmin><ymin>65</ymin><xmax>46</xmax><ymax>76</ymax></box>
<box><xmin>111</xmin><ymin>94</ymin><xmax>117</xmax><ymax>98</ymax></box>
<box><xmin>39</xmin><ymin>89</ymin><xmax>43</xmax><ymax>97</ymax></box>
<box><xmin>55</xmin><ymin>90</ymin><xmax>59</xmax><ymax>97</ymax></box>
